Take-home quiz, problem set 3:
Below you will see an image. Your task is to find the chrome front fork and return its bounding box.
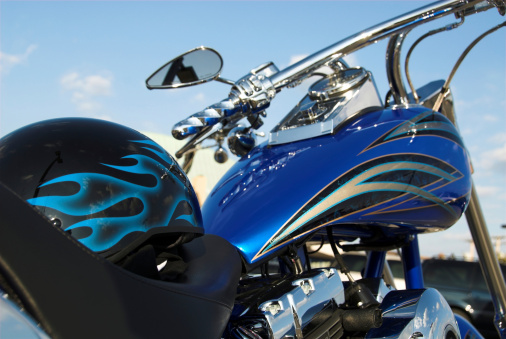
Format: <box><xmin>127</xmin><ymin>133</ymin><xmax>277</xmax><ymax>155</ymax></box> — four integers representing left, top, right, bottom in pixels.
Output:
<box><xmin>465</xmin><ymin>183</ymin><xmax>506</xmax><ymax>336</ymax></box>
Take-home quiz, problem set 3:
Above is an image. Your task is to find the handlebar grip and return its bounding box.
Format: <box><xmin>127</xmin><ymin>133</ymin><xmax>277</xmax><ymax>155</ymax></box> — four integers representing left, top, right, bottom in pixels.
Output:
<box><xmin>172</xmin><ymin>108</ymin><xmax>221</xmax><ymax>140</ymax></box>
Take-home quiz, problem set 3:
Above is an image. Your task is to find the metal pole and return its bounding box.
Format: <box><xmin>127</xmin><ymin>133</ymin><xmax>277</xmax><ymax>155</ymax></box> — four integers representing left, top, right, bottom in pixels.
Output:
<box><xmin>386</xmin><ymin>32</ymin><xmax>410</xmax><ymax>105</ymax></box>
<box><xmin>364</xmin><ymin>251</ymin><xmax>386</xmax><ymax>279</ymax></box>
<box><xmin>465</xmin><ymin>182</ymin><xmax>506</xmax><ymax>337</ymax></box>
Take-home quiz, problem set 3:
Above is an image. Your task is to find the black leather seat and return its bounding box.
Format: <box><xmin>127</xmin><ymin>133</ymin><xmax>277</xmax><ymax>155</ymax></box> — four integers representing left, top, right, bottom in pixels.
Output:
<box><xmin>0</xmin><ymin>182</ymin><xmax>242</xmax><ymax>339</ymax></box>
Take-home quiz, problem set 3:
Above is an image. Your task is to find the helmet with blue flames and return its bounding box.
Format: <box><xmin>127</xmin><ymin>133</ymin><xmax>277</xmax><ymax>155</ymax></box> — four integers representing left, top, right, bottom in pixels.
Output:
<box><xmin>0</xmin><ymin>118</ymin><xmax>203</xmax><ymax>262</ymax></box>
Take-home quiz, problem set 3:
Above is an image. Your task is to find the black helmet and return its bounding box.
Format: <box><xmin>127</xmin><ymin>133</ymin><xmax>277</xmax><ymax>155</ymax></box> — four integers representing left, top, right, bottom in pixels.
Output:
<box><xmin>0</xmin><ymin>118</ymin><xmax>203</xmax><ymax>262</ymax></box>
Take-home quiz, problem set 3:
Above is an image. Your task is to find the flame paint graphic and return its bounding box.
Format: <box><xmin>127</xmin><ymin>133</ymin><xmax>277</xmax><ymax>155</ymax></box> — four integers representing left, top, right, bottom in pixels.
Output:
<box><xmin>27</xmin><ymin>140</ymin><xmax>196</xmax><ymax>252</ymax></box>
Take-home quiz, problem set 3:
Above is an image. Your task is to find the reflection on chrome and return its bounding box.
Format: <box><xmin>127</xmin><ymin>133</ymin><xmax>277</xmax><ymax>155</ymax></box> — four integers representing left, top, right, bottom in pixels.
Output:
<box><xmin>0</xmin><ymin>289</ymin><xmax>50</xmax><ymax>339</ymax></box>
<box><xmin>366</xmin><ymin>288</ymin><xmax>459</xmax><ymax>338</ymax></box>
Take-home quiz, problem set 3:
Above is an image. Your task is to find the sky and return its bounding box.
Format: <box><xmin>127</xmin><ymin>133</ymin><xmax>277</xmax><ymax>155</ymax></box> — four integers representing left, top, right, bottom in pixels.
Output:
<box><xmin>1</xmin><ymin>1</ymin><xmax>505</xmax><ymax>258</ymax></box>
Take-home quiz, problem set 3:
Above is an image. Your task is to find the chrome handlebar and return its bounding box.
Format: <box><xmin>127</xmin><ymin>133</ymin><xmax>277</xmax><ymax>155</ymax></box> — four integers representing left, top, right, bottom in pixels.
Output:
<box><xmin>269</xmin><ymin>0</ymin><xmax>498</xmax><ymax>91</ymax></box>
<box><xmin>173</xmin><ymin>0</ymin><xmax>504</xmax><ymax>158</ymax></box>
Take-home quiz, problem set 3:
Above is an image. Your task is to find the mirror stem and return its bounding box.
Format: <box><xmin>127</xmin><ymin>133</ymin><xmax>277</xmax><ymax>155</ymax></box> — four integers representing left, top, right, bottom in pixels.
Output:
<box><xmin>216</xmin><ymin>77</ymin><xmax>235</xmax><ymax>86</ymax></box>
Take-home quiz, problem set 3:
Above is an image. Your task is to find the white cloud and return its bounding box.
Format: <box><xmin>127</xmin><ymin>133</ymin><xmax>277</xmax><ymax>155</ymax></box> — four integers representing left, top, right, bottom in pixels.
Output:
<box><xmin>479</xmin><ymin>142</ymin><xmax>506</xmax><ymax>172</ymax></box>
<box><xmin>61</xmin><ymin>72</ymin><xmax>111</xmax><ymax>96</ymax></box>
<box><xmin>61</xmin><ymin>72</ymin><xmax>112</xmax><ymax>113</ymax></box>
<box><xmin>483</xmin><ymin>114</ymin><xmax>499</xmax><ymax>122</ymax></box>
<box><xmin>499</xmin><ymin>191</ymin><xmax>506</xmax><ymax>201</ymax></box>
<box><xmin>193</xmin><ymin>92</ymin><xmax>206</xmax><ymax>102</ymax></box>
<box><xmin>76</xmin><ymin>101</ymin><xmax>100</xmax><ymax>112</ymax></box>
<box><xmin>475</xmin><ymin>184</ymin><xmax>501</xmax><ymax>197</ymax></box>
<box><xmin>0</xmin><ymin>45</ymin><xmax>37</xmax><ymax>73</ymax></box>
<box><xmin>460</xmin><ymin>127</ymin><xmax>473</xmax><ymax>137</ymax></box>
<box><xmin>489</xmin><ymin>133</ymin><xmax>506</xmax><ymax>144</ymax></box>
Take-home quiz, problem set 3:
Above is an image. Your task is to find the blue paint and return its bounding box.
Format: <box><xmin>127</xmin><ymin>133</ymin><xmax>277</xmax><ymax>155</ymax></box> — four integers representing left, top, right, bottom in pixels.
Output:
<box><xmin>203</xmin><ymin>107</ymin><xmax>472</xmax><ymax>265</ymax></box>
<box><xmin>364</xmin><ymin>251</ymin><xmax>386</xmax><ymax>279</ymax></box>
<box><xmin>402</xmin><ymin>235</ymin><xmax>424</xmax><ymax>289</ymax></box>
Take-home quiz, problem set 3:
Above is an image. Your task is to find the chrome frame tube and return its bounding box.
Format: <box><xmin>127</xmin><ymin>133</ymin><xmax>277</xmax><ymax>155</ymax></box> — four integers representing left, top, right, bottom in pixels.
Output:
<box><xmin>364</xmin><ymin>251</ymin><xmax>386</xmax><ymax>279</ymax></box>
<box><xmin>269</xmin><ymin>0</ymin><xmax>489</xmax><ymax>90</ymax></box>
<box><xmin>401</xmin><ymin>235</ymin><xmax>424</xmax><ymax>290</ymax></box>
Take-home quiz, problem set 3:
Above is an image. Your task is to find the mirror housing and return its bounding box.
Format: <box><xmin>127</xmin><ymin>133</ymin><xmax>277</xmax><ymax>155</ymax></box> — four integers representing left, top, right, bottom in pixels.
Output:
<box><xmin>146</xmin><ymin>47</ymin><xmax>223</xmax><ymax>89</ymax></box>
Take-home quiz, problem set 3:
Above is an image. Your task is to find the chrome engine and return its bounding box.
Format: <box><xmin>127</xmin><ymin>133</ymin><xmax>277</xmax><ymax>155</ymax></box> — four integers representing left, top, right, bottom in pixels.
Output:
<box><xmin>228</xmin><ymin>268</ymin><xmax>346</xmax><ymax>338</ymax></box>
<box><xmin>227</xmin><ymin>268</ymin><xmax>460</xmax><ymax>339</ymax></box>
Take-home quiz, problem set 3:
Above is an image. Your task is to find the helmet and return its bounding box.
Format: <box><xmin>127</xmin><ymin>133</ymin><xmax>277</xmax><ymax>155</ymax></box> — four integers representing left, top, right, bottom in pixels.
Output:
<box><xmin>0</xmin><ymin>118</ymin><xmax>203</xmax><ymax>262</ymax></box>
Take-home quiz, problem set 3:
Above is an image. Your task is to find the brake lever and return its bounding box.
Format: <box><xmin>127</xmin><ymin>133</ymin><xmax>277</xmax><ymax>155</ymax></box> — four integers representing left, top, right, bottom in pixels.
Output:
<box><xmin>175</xmin><ymin>122</ymin><xmax>224</xmax><ymax>158</ymax></box>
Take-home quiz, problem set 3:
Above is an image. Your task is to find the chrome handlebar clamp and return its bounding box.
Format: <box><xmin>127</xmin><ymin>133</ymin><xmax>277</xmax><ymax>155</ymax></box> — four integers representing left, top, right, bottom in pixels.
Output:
<box><xmin>230</xmin><ymin>73</ymin><xmax>276</xmax><ymax>115</ymax></box>
<box><xmin>173</xmin><ymin>61</ymin><xmax>278</xmax><ymax>146</ymax></box>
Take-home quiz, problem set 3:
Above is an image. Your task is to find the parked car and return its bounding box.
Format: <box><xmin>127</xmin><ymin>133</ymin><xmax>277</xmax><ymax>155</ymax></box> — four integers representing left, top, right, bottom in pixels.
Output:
<box><xmin>422</xmin><ymin>258</ymin><xmax>506</xmax><ymax>339</ymax></box>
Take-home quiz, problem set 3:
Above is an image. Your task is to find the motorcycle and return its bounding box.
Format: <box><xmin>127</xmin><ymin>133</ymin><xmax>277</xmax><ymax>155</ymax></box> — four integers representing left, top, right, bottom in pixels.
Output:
<box><xmin>1</xmin><ymin>1</ymin><xmax>505</xmax><ymax>338</ymax></box>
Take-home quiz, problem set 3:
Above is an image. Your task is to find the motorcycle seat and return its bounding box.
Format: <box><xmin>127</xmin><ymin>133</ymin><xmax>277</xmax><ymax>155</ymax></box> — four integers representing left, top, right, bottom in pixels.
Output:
<box><xmin>0</xmin><ymin>182</ymin><xmax>242</xmax><ymax>339</ymax></box>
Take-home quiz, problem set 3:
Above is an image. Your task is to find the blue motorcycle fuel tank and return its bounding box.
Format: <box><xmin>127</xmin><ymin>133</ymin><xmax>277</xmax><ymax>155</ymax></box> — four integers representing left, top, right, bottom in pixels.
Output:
<box><xmin>202</xmin><ymin>106</ymin><xmax>472</xmax><ymax>265</ymax></box>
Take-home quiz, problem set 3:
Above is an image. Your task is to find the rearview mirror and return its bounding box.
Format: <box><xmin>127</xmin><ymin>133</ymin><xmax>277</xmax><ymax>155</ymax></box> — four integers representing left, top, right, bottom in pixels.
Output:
<box><xmin>146</xmin><ymin>47</ymin><xmax>223</xmax><ymax>89</ymax></box>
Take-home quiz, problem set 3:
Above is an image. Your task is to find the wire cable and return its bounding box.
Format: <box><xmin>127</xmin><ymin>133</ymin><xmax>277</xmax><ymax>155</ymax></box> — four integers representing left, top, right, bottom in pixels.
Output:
<box><xmin>433</xmin><ymin>21</ymin><xmax>506</xmax><ymax>112</ymax></box>
<box><xmin>405</xmin><ymin>18</ymin><xmax>464</xmax><ymax>103</ymax></box>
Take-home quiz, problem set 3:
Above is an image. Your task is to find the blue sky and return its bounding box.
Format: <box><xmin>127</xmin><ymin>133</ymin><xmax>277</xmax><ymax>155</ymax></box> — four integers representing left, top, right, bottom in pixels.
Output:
<box><xmin>1</xmin><ymin>1</ymin><xmax>505</xmax><ymax>258</ymax></box>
